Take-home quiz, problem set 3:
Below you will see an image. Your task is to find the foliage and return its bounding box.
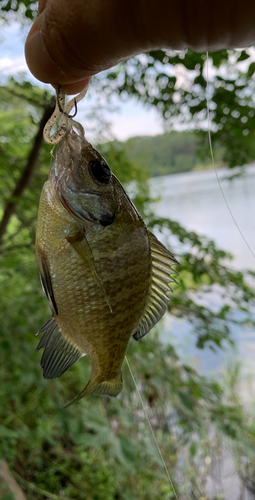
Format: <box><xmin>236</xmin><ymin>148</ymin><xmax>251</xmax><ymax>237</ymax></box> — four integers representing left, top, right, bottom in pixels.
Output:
<box><xmin>0</xmin><ymin>0</ymin><xmax>38</xmax><ymax>21</ymax></box>
<box><xmin>106</xmin><ymin>132</ymin><xmax>224</xmax><ymax>178</ymax></box>
<box><xmin>1</xmin><ymin>6</ymin><xmax>255</xmax><ymax>497</ymax></box>
<box><xmin>125</xmin><ymin>131</ymin><xmax>201</xmax><ymax>176</ymax></box>
<box><xmin>95</xmin><ymin>48</ymin><xmax>255</xmax><ymax>169</ymax></box>
<box><xmin>0</xmin><ymin>78</ymin><xmax>255</xmax><ymax>500</ymax></box>
<box><xmin>0</xmin><ymin>79</ymin><xmax>54</xmax><ymax>248</ymax></box>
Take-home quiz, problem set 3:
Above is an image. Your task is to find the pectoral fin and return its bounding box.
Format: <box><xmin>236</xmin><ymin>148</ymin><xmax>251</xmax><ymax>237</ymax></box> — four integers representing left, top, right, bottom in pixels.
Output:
<box><xmin>38</xmin><ymin>254</ymin><xmax>58</xmax><ymax>315</ymax></box>
<box><xmin>66</xmin><ymin>231</ymin><xmax>112</xmax><ymax>313</ymax></box>
<box><xmin>133</xmin><ymin>231</ymin><xmax>180</xmax><ymax>341</ymax></box>
<box><xmin>36</xmin><ymin>317</ymin><xmax>84</xmax><ymax>379</ymax></box>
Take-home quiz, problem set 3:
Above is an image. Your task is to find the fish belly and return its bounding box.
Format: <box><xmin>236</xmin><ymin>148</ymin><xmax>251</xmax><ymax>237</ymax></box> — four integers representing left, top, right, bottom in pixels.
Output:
<box><xmin>36</xmin><ymin>181</ymin><xmax>151</xmax><ymax>381</ymax></box>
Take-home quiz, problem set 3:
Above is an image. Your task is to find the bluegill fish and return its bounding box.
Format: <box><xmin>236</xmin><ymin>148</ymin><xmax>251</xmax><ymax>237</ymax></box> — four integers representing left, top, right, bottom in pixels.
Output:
<box><xmin>36</xmin><ymin>130</ymin><xmax>179</xmax><ymax>403</ymax></box>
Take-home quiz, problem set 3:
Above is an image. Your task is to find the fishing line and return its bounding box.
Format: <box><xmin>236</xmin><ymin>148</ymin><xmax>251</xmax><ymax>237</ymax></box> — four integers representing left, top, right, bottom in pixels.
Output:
<box><xmin>205</xmin><ymin>51</ymin><xmax>255</xmax><ymax>260</ymax></box>
<box><xmin>125</xmin><ymin>356</ymin><xmax>179</xmax><ymax>500</ymax></box>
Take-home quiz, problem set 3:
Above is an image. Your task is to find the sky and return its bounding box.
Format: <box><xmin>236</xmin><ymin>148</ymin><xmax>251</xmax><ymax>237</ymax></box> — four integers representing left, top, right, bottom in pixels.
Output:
<box><xmin>0</xmin><ymin>21</ymin><xmax>164</xmax><ymax>141</ymax></box>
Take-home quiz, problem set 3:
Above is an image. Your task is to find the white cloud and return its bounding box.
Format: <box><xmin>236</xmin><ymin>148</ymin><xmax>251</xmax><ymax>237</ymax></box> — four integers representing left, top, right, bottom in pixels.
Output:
<box><xmin>0</xmin><ymin>56</ymin><xmax>27</xmax><ymax>75</ymax></box>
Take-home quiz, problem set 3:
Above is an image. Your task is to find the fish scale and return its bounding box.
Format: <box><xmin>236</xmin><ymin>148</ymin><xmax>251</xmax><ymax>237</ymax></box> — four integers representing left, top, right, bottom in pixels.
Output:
<box><xmin>36</xmin><ymin>130</ymin><xmax>180</xmax><ymax>403</ymax></box>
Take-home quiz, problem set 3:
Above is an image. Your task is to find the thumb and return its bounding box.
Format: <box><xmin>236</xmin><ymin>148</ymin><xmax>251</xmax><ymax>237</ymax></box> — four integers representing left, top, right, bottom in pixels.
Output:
<box><xmin>25</xmin><ymin>1</ymin><xmax>94</xmax><ymax>94</ymax></box>
<box><xmin>25</xmin><ymin>0</ymin><xmax>141</xmax><ymax>95</ymax></box>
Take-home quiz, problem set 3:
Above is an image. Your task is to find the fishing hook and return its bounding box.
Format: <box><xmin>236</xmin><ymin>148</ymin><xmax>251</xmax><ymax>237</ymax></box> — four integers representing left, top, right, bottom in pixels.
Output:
<box><xmin>43</xmin><ymin>85</ymin><xmax>88</xmax><ymax>145</ymax></box>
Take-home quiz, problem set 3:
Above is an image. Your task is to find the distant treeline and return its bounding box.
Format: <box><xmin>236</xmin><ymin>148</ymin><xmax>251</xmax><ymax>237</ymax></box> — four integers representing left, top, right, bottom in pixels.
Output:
<box><xmin>120</xmin><ymin>131</ymin><xmax>222</xmax><ymax>177</ymax></box>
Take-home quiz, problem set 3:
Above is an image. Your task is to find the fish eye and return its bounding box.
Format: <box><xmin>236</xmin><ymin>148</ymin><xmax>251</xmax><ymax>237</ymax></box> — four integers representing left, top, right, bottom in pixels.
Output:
<box><xmin>89</xmin><ymin>159</ymin><xmax>112</xmax><ymax>185</ymax></box>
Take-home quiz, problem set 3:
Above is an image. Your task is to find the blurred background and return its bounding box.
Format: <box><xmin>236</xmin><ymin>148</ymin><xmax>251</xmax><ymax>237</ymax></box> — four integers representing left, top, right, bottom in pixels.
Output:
<box><xmin>1</xmin><ymin>3</ymin><xmax>255</xmax><ymax>499</ymax></box>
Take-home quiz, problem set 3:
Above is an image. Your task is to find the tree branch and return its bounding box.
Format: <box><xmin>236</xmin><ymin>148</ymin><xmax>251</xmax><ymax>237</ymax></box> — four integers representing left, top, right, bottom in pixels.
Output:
<box><xmin>0</xmin><ymin>84</ymin><xmax>52</xmax><ymax>109</ymax></box>
<box><xmin>0</xmin><ymin>460</ymin><xmax>27</xmax><ymax>500</ymax></box>
<box><xmin>0</xmin><ymin>101</ymin><xmax>55</xmax><ymax>245</ymax></box>
<box><xmin>0</xmin><ymin>243</ymin><xmax>33</xmax><ymax>254</ymax></box>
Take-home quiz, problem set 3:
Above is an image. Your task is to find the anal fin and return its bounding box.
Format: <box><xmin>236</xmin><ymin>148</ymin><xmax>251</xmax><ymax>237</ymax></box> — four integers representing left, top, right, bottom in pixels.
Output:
<box><xmin>36</xmin><ymin>317</ymin><xmax>84</xmax><ymax>379</ymax></box>
<box><xmin>65</xmin><ymin>373</ymin><xmax>123</xmax><ymax>407</ymax></box>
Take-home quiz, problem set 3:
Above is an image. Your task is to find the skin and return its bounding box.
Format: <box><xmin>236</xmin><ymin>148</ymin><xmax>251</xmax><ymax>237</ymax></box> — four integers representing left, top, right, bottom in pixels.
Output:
<box><xmin>25</xmin><ymin>0</ymin><xmax>255</xmax><ymax>95</ymax></box>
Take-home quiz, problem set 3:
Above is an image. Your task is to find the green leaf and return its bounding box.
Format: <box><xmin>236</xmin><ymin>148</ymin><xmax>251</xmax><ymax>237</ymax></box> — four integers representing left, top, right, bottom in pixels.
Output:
<box><xmin>2</xmin><ymin>494</ymin><xmax>15</xmax><ymax>500</ymax></box>
<box><xmin>189</xmin><ymin>441</ymin><xmax>197</xmax><ymax>456</ymax></box>
<box><xmin>237</xmin><ymin>50</ymin><xmax>250</xmax><ymax>62</ymax></box>
<box><xmin>177</xmin><ymin>391</ymin><xmax>194</xmax><ymax>411</ymax></box>
<box><xmin>0</xmin><ymin>426</ymin><xmax>19</xmax><ymax>439</ymax></box>
<box><xmin>247</xmin><ymin>61</ymin><xmax>255</xmax><ymax>77</ymax></box>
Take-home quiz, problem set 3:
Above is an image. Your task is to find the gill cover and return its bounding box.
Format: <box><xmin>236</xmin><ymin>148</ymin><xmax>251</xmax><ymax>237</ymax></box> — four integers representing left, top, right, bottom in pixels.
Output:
<box><xmin>51</xmin><ymin>132</ymin><xmax>117</xmax><ymax>226</ymax></box>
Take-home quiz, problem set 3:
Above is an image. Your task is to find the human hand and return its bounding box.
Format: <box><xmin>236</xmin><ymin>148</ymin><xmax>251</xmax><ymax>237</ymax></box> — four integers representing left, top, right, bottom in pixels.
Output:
<box><xmin>25</xmin><ymin>0</ymin><xmax>151</xmax><ymax>94</ymax></box>
<box><xmin>25</xmin><ymin>0</ymin><xmax>255</xmax><ymax>95</ymax></box>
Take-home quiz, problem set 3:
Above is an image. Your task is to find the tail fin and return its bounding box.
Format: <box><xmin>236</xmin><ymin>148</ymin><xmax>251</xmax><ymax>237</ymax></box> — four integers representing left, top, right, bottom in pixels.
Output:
<box><xmin>65</xmin><ymin>373</ymin><xmax>123</xmax><ymax>407</ymax></box>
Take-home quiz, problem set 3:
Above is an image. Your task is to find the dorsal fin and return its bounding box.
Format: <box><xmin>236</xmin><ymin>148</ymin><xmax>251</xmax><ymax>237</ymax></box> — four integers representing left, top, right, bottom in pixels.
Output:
<box><xmin>36</xmin><ymin>318</ymin><xmax>84</xmax><ymax>379</ymax></box>
<box><xmin>133</xmin><ymin>231</ymin><xmax>180</xmax><ymax>341</ymax></box>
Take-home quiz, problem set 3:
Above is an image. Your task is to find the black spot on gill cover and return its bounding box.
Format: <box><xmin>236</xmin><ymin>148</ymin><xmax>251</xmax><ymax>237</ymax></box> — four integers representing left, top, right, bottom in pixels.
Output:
<box><xmin>100</xmin><ymin>213</ymin><xmax>116</xmax><ymax>226</ymax></box>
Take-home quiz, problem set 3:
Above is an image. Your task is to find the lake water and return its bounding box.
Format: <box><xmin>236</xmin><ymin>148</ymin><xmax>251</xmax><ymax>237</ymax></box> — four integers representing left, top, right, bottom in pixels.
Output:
<box><xmin>152</xmin><ymin>164</ymin><xmax>255</xmax><ymax>380</ymax></box>
<box><xmin>152</xmin><ymin>164</ymin><xmax>255</xmax><ymax>500</ymax></box>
